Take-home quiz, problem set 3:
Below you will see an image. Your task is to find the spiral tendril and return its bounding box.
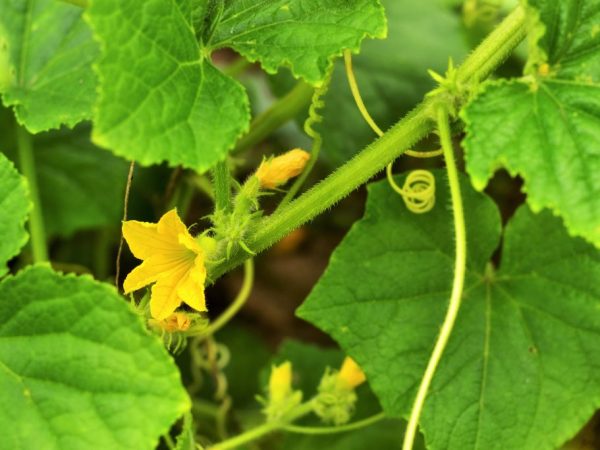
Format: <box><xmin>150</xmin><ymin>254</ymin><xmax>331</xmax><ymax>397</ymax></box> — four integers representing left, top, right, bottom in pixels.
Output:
<box><xmin>343</xmin><ymin>50</ymin><xmax>437</xmax><ymax>211</ymax></box>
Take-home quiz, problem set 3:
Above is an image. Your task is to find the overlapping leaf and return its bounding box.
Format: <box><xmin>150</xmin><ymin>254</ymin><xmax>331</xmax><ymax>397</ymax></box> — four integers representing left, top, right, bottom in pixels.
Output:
<box><xmin>0</xmin><ymin>153</ymin><xmax>29</xmax><ymax>276</ymax></box>
<box><xmin>209</xmin><ymin>0</ymin><xmax>386</xmax><ymax>86</ymax></box>
<box><xmin>298</xmin><ymin>173</ymin><xmax>600</xmax><ymax>450</ymax></box>
<box><xmin>462</xmin><ymin>0</ymin><xmax>600</xmax><ymax>246</ymax></box>
<box><xmin>0</xmin><ymin>265</ymin><xmax>190</xmax><ymax>449</ymax></box>
<box><xmin>87</xmin><ymin>0</ymin><xmax>250</xmax><ymax>171</ymax></box>
<box><xmin>0</xmin><ymin>0</ymin><xmax>97</xmax><ymax>132</ymax></box>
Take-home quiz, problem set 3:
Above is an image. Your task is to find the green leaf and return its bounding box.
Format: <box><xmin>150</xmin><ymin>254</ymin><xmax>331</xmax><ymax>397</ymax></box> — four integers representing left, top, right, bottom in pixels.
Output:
<box><xmin>209</xmin><ymin>0</ymin><xmax>387</xmax><ymax>86</ymax></box>
<box><xmin>0</xmin><ymin>152</ymin><xmax>29</xmax><ymax>276</ymax></box>
<box><xmin>0</xmin><ymin>0</ymin><xmax>97</xmax><ymax>132</ymax></box>
<box><xmin>303</xmin><ymin>0</ymin><xmax>468</xmax><ymax>166</ymax></box>
<box><xmin>34</xmin><ymin>127</ymin><xmax>129</xmax><ymax>237</ymax></box>
<box><xmin>298</xmin><ymin>172</ymin><xmax>600</xmax><ymax>450</ymax></box>
<box><xmin>86</xmin><ymin>0</ymin><xmax>250</xmax><ymax>171</ymax></box>
<box><xmin>0</xmin><ymin>265</ymin><xmax>190</xmax><ymax>449</ymax></box>
<box><xmin>174</xmin><ymin>412</ymin><xmax>195</xmax><ymax>450</ymax></box>
<box><xmin>462</xmin><ymin>0</ymin><xmax>600</xmax><ymax>246</ymax></box>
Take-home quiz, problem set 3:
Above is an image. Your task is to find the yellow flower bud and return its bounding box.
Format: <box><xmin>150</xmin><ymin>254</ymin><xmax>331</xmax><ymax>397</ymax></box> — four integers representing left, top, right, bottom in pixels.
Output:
<box><xmin>255</xmin><ymin>149</ymin><xmax>310</xmax><ymax>189</ymax></box>
<box><xmin>269</xmin><ymin>361</ymin><xmax>293</xmax><ymax>404</ymax></box>
<box><xmin>337</xmin><ymin>357</ymin><xmax>366</xmax><ymax>389</ymax></box>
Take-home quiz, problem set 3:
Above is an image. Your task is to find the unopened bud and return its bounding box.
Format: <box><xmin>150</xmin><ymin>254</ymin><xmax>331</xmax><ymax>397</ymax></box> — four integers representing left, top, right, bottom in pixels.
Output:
<box><xmin>149</xmin><ymin>312</ymin><xmax>192</xmax><ymax>332</ymax></box>
<box><xmin>269</xmin><ymin>361</ymin><xmax>293</xmax><ymax>404</ymax></box>
<box><xmin>255</xmin><ymin>149</ymin><xmax>310</xmax><ymax>189</ymax></box>
<box><xmin>337</xmin><ymin>357</ymin><xmax>366</xmax><ymax>389</ymax></box>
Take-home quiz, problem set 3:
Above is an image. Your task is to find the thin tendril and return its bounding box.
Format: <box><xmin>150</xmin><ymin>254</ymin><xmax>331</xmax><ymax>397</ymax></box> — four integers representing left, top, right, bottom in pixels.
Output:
<box><xmin>115</xmin><ymin>161</ymin><xmax>135</xmax><ymax>289</ymax></box>
<box><xmin>277</xmin><ymin>66</ymin><xmax>334</xmax><ymax>210</ymax></box>
<box><xmin>343</xmin><ymin>50</ymin><xmax>437</xmax><ymax>211</ymax></box>
<box><xmin>343</xmin><ymin>50</ymin><xmax>443</xmax><ymax>159</ymax></box>
<box><xmin>402</xmin><ymin>106</ymin><xmax>467</xmax><ymax>450</ymax></box>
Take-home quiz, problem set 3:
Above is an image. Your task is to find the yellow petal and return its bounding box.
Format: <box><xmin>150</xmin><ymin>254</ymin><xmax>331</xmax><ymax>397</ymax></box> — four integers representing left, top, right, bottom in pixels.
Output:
<box><xmin>122</xmin><ymin>209</ymin><xmax>189</xmax><ymax>260</ymax></box>
<box><xmin>123</xmin><ymin>253</ymin><xmax>192</xmax><ymax>293</ymax></box>
<box><xmin>150</xmin><ymin>274</ymin><xmax>186</xmax><ymax>320</ymax></box>
<box><xmin>176</xmin><ymin>255</ymin><xmax>207</xmax><ymax>312</ymax></box>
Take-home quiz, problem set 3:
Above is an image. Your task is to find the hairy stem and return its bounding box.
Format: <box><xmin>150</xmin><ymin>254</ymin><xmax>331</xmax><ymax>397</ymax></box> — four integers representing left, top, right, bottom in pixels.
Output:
<box><xmin>207</xmin><ymin>6</ymin><xmax>526</xmax><ymax>281</ymax></box>
<box><xmin>233</xmin><ymin>81</ymin><xmax>314</xmax><ymax>154</ymax></box>
<box><xmin>16</xmin><ymin>125</ymin><xmax>48</xmax><ymax>263</ymax></box>
<box><xmin>402</xmin><ymin>107</ymin><xmax>467</xmax><ymax>450</ymax></box>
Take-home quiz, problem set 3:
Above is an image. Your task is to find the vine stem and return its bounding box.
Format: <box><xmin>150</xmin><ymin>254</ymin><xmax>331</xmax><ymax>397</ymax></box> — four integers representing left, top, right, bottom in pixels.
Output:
<box><xmin>208</xmin><ymin>401</ymin><xmax>316</xmax><ymax>450</ymax></box>
<box><xmin>207</xmin><ymin>6</ymin><xmax>526</xmax><ymax>282</ymax></box>
<box><xmin>16</xmin><ymin>125</ymin><xmax>48</xmax><ymax>263</ymax></box>
<box><xmin>283</xmin><ymin>411</ymin><xmax>386</xmax><ymax>435</ymax></box>
<box><xmin>190</xmin><ymin>258</ymin><xmax>254</xmax><ymax>337</ymax></box>
<box><xmin>402</xmin><ymin>106</ymin><xmax>467</xmax><ymax>450</ymax></box>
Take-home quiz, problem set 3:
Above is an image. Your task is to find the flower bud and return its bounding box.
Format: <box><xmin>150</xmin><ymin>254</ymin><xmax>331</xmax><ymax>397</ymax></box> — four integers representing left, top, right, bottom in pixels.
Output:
<box><xmin>255</xmin><ymin>149</ymin><xmax>310</xmax><ymax>189</ymax></box>
<box><xmin>337</xmin><ymin>357</ymin><xmax>366</xmax><ymax>390</ymax></box>
<box><xmin>149</xmin><ymin>312</ymin><xmax>192</xmax><ymax>332</ymax></box>
<box><xmin>264</xmin><ymin>361</ymin><xmax>303</xmax><ymax>421</ymax></box>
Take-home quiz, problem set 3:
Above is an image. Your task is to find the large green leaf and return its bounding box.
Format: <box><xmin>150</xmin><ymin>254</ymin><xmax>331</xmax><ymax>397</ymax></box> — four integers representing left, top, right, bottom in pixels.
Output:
<box><xmin>87</xmin><ymin>0</ymin><xmax>250</xmax><ymax>171</ymax></box>
<box><xmin>0</xmin><ymin>265</ymin><xmax>190</xmax><ymax>449</ymax></box>
<box><xmin>0</xmin><ymin>0</ymin><xmax>97</xmax><ymax>132</ymax></box>
<box><xmin>315</xmin><ymin>0</ymin><xmax>468</xmax><ymax>166</ymax></box>
<box><xmin>462</xmin><ymin>0</ymin><xmax>600</xmax><ymax>247</ymax></box>
<box><xmin>34</xmin><ymin>127</ymin><xmax>128</xmax><ymax>237</ymax></box>
<box><xmin>209</xmin><ymin>0</ymin><xmax>387</xmax><ymax>86</ymax></box>
<box><xmin>0</xmin><ymin>153</ymin><xmax>29</xmax><ymax>276</ymax></box>
<box><xmin>298</xmin><ymin>172</ymin><xmax>600</xmax><ymax>450</ymax></box>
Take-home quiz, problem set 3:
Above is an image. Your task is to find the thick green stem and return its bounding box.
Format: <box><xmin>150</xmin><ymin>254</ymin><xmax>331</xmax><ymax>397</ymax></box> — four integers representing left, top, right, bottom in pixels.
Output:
<box><xmin>212</xmin><ymin>160</ymin><xmax>232</xmax><ymax>213</ymax></box>
<box><xmin>207</xmin><ymin>6</ymin><xmax>526</xmax><ymax>281</ymax></box>
<box><xmin>16</xmin><ymin>125</ymin><xmax>48</xmax><ymax>263</ymax></box>
<box><xmin>233</xmin><ymin>81</ymin><xmax>314</xmax><ymax>154</ymax></box>
<box><xmin>209</xmin><ymin>401</ymin><xmax>315</xmax><ymax>450</ymax></box>
<box><xmin>402</xmin><ymin>107</ymin><xmax>467</xmax><ymax>450</ymax></box>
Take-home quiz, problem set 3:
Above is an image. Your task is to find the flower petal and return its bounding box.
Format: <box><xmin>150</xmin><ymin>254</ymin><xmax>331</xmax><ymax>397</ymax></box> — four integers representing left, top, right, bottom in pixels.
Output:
<box><xmin>123</xmin><ymin>253</ymin><xmax>192</xmax><ymax>293</ymax></box>
<box><xmin>176</xmin><ymin>255</ymin><xmax>207</xmax><ymax>312</ymax></box>
<box><xmin>122</xmin><ymin>209</ymin><xmax>188</xmax><ymax>260</ymax></box>
<box><xmin>150</xmin><ymin>277</ymin><xmax>184</xmax><ymax>321</ymax></box>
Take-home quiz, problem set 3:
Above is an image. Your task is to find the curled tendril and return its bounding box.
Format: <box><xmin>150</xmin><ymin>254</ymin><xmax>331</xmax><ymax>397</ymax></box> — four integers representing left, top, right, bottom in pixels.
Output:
<box><xmin>343</xmin><ymin>50</ymin><xmax>438</xmax><ymax>210</ymax></box>
<box><xmin>303</xmin><ymin>65</ymin><xmax>334</xmax><ymax>146</ymax></box>
<box><xmin>386</xmin><ymin>166</ymin><xmax>435</xmax><ymax>214</ymax></box>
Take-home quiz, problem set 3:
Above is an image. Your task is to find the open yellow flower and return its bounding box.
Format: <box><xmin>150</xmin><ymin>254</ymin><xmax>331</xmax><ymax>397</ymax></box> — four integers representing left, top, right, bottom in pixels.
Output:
<box><xmin>122</xmin><ymin>209</ymin><xmax>206</xmax><ymax>320</ymax></box>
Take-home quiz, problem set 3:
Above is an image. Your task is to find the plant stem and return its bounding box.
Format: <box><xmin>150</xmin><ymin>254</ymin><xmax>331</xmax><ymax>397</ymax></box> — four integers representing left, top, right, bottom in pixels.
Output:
<box><xmin>16</xmin><ymin>125</ymin><xmax>48</xmax><ymax>263</ymax></box>
<box><xmin>208</xmin><ymin>401</ymin><xmax>315</xmax><ymax>450</ymax></box>
<box><xmin>233</xmin><ymin>81</ymin><xmax>314</xmax><ymax>154</ymax></box>
<box><xmin>190</xmin><ymin>259</ymin><xmax>254</xmax><ymax>337</ymax></box>
<box><xmin>207</xmin><ymin>5</ymin><xmax>526</xmax><ymax>282</ymax></box>
<box><xmin>212</xmin><ymin>160</ymin><xmax>232</xmax><ymax>213</ymax></box>
<box><xmin>402</xmin><ymin>107</ymin><xmax>467</xmax><ymax>450</ymax></box>
<box><xmin>283</xmin><ymin>411</ymin><xmax>386</xmax><ymax>435</ymax></box>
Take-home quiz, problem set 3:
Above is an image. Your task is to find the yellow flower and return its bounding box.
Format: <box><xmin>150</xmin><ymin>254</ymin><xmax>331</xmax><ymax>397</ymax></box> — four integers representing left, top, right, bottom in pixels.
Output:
<box><xmin>337</xmin><ymin>357</ymin><xmax>366</xmax><ymax>389</ymax></box>
<box><xmin>122</xmin><ymin>209</ymin><xmax>206</xmax><ymax>320</ymax></box>
<box><xmin>269</xmin><ymin>361</ymin><xmax>293</xmax><ymax>404</ymax></box>
<box><xmin>255</xmin><ymin>149</ymin><xmax>310</xmax><ymax>189</ymax></box>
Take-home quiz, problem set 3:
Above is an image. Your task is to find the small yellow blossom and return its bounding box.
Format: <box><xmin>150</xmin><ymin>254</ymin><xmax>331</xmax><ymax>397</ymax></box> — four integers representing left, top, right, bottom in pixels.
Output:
<box><xmin>269</xmin><ymin>361</ymin><xmax>293</xmax><ymax>404</ymax></box>
<box><xmin>337</xmin><ymin>357</ymin><xmax>366</xmax><ymax>389</ymax></box>
<box><xmin>122</xmin><ymin>209</ymin><xmax>206</xmax><ymax>320</ymax></box>
<box><xmin>149</xmin><ymin>312</ymin><xmax>192</xmax><ymax>332</ymax></box>
<box><xmin>255</xmin><ymin>149</ymin><xmax>310</xmax><ymax>189</ymax></box>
